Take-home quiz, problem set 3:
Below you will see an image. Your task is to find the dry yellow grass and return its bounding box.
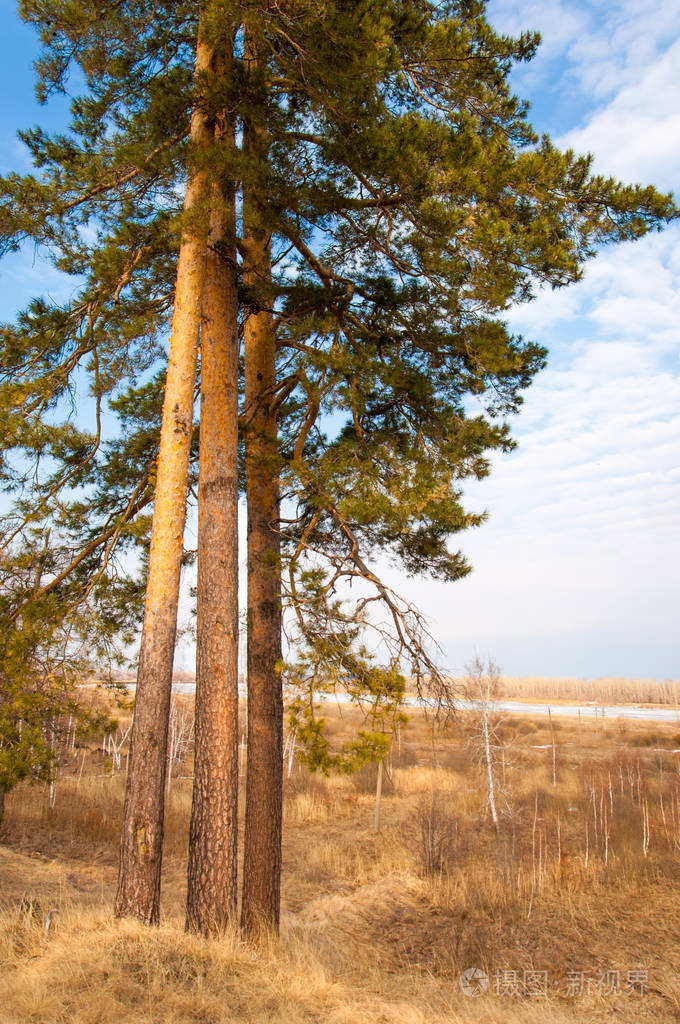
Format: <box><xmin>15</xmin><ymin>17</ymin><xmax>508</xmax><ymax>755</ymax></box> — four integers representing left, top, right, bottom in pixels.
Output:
<box><xmin>2</xmin><ymin>704</ymin><xmax>680</xmax><ymax>1023</ymax></box>
<box><xmin>484</xmin><ymin>674</ymin><xmax>680</xmax><ymax>706</ymax></box>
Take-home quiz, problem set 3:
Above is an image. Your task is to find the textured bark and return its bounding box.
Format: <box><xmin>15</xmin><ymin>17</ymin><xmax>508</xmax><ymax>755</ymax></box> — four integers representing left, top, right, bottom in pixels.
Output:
<box><xmin>482</xmin><ymin>687</ymin><xmax>498</xmax><ymax>828</ymax></box>
<box><xmin>0</xmin><ymin>787</ymin><xmax>5</xmax><ymax>826</ymax></box>
<box><xmin>115</xmin><ymin>21</ymin><xmax>215</xmax><ymax>925</ymax></box>
<box><xmin>186</xmin><ymin>104</ymin><xmax>240</xmax><ymax>936</ymax></box>
<box><xmin>241</xmin><ymin>23</ymin><xmax>283</xmax><ymax>938</ymax></box>
<box><xmin>373</xmin><ymin>759</ymin><xmax>383</xmax><ymax>832</ymax></box>
<box><xmin>241</xmin><ymin>262</ymin><xmax>282</xmax><ymax>938</ymax></box>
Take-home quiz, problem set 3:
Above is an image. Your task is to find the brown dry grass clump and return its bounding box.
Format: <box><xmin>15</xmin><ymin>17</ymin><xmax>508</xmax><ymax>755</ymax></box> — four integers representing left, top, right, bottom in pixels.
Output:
<box><xmin>2</xmin><ymin>704</ymin><xmax>680</xmax><ymax>1023</ymax></box>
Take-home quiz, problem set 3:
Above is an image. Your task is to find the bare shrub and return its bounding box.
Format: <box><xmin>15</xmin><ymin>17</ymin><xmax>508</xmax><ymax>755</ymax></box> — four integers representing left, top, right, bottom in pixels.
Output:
<box><xmin>166</xmin><ymin>697</ymin><xmax>194</xmax><ymax>794</ymax></box>
<box><xmin>412</xmin><ymin>792</ymin><xmax>457</xmax><ymax>874</ymax></box>
<box><xmin>464</xmin><ymin>656</ymin><xmax>516</xmax><ymax>827</ymax></box>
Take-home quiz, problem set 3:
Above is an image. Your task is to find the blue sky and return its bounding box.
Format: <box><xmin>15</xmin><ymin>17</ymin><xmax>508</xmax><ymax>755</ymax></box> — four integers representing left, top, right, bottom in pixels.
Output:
<box><xmin>389</xmin><ymin>0</ymin><xmax>680</xmax><ymax>680</ymax></box>
<box><xmin>1</xmin><ymin>2</ymin><xmax>678</xmax><ymax>681</ymax></box>
<box><xmin>0</xmin><ymin>7</ymin><xmax>73</xmax><ymax>313</ymax></box>
<box><xmin>424</xmin><ymin>0</ymin><xmax>680</xmax><ymax>679</ymax></box>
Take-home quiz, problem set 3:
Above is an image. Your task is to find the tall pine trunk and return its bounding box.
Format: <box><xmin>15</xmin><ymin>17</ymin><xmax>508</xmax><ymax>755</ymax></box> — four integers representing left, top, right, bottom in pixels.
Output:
<box><xmin>115</xmin><ymin>18</ymin><xmax>215</xmax><ymax>925</ymax></box>
<box><xmin>240</xmin><ymin>21</ymin><xmax>283</xmax><ymax>938</ymax></box>
<box><xmin>241</xmin><ymin>239</ymin><xmax>282</xmax><ymax>938</ymax></box>
<box><xmin>186</xmin><ymin>97</ymin><xmax>241</xmax><ymax>936</ymax></box>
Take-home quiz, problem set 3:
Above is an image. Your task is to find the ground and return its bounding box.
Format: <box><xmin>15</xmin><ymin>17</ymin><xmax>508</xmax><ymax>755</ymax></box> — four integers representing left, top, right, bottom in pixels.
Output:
<box><xmin>1</xmin><ymin>691</ymin><xmax>679</xmax><ymax>1023</ymax></box>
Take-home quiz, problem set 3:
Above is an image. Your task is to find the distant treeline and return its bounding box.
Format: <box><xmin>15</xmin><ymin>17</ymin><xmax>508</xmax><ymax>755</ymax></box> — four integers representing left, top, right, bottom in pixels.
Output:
<box><xmin>460</xmin><ymin>675</ymin><xmax>680</xmax><ymax>706</ymax></box>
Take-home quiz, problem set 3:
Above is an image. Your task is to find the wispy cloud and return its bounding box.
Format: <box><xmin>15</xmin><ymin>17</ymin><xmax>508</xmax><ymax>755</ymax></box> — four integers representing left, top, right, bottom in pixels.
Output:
<box><xmin>555</xmin><ymin>38</ymin><xmax>680</xmax><ymax>193</ymax></box>
<box><xmin>404</xmin><ymin>4</ymin><xmax>680</xmax><ymax>678</ymax></box>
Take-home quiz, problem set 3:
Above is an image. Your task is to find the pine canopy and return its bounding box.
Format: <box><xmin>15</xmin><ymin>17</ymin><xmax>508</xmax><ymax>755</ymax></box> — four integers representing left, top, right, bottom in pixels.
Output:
<box><xmin>0</xmin><ymin>0</ymin><xmax>676</xmax><ymax>715</ymax></box>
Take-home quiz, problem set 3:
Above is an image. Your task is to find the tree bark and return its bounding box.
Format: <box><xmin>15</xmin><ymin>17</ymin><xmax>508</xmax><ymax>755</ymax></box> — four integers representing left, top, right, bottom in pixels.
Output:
<box><xmin>240</xmin><ymin>21</ymin><xmax>283</xmax><ymax>939</ymax></box>
<box><xmin>186</xmin><ymin>96</ymin><xmax>241</xmax><ymax>936</ymax></box>
<box><xmin>115</xmin><ymin>17</ymin><xmax>215</xmax><ymax>925</ymax></box>
<box><xmin>374</xmin><ymin>759</ymin><xmax>383</xmax><ymax>832</ymax></box>
<box><xmin>241</xmin><ymin>237</ymin><xmax>283</xmax><ymax>938</ymax></box>
<box><xmin>482</xmin><ymin>688</ymin><xmax>498</xmax><ymax>829</ymax></box>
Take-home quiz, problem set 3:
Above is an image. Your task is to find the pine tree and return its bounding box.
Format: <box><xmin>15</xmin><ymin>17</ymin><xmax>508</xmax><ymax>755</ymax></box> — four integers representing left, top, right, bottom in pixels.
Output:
<box><xmin>1</xmin><ymin>0</ymin><xmax>227</xmax><ymax>924</ymax></box>
<box><xmin>230</xmin><ymin>0</ymin><xmax>677</xmax><ymax>932</ymax></box>
<box><xmin>186</xmin><ymin>25</ymin><xmax>241</xmax><ymax>937</ymax></box>
<box><xmin>115</xmin><ymin>11</ymin><xmax>220</xmax><ymax>925</ymax></box>
<box><xmin>0</xmin><ymin>529</ymin><xmax>126</xmax><ymax>823</ymax></box>
<box><xmin>1</xmin><ymin>0</ymin><xmax>676</xmax><ymax>940</ymax></box>
<box><xmin>239</xmin><ymin>11</ymin><xmax>285</xmax><ymax>939</ymax></box>
<box><xmin>1</xmin><ymin>1</ymin><xmax>245</xmax><ymax>931</ymax></box>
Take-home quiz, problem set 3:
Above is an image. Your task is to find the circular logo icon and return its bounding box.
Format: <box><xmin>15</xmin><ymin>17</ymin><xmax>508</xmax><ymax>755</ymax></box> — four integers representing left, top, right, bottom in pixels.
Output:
<box><xmin>460</xmin><ymin>967</ymin><xmax>489</xmax><ymax>997</ymax></box>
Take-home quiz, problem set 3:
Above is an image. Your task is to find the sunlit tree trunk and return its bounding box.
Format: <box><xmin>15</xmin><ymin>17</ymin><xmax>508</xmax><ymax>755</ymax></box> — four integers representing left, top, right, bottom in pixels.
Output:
<box><xmin>240</xmin><ymin>19</ymin><xmax>283</xmax><ymax>939</ymax></box>
<box><xmin>115</xmin><ymin>15</ymin><xmax>215</xmax><ymax>925</ymax></box>
<box><xmin>482</xmin><ymin>694</ymin><xmax>499</xmax><ymax>828</ymax></box>
<box><xmin>186</xmin><ymin>91</ymin><xmax>240</xmax><ymax>936</ymax></box>
<box><xmin>373</xmin><ymin>759</ymin><xmax>384</xmax><ymax>831</ymax></box>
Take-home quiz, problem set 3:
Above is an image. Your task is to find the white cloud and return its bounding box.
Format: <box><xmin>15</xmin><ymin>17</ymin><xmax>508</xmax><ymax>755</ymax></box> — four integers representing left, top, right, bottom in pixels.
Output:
<box><xmin>398</xmin><ymin>187</ymin><xmax>680</xmax><ymax>677</ymax></box>
<box><xmin>558</xmin><ymin>39</ymin><xmax>680</xmax><ymax>189</ymax></box>
<box><xmin>490</xmin><ymin>0</ymin><xmax>680</xmax><ymax>110</ymax></box>
<box><xmin>488</xmin><ymin>0</ymin><xmax>590</xmax><ymax>62</ymax></box>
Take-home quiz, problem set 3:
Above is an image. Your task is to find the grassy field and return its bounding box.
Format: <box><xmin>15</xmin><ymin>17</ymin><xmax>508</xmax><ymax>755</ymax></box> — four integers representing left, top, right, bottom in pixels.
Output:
<box><xmin>1</xmin><ymin>695</ymin><xmax>680</xmax><ymax>1023</ymax></box>
<box><xmin>490</xmin><ymin>675</ymin><xmax>680</xmax><ymax>706</ymax></box>
<box><xmin>429</xmin><ymin>674</ymin><xmax>680</xmax><ymax>706</ymax></box>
